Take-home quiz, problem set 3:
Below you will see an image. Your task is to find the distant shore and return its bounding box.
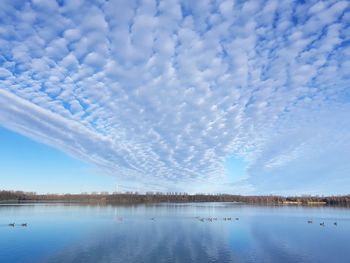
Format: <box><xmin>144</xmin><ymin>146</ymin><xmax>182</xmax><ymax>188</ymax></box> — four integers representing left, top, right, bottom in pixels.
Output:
<box><xmin>1</xmin><ymin>190</ymin><xmax>350</xmax><ymax>207</ymax></box>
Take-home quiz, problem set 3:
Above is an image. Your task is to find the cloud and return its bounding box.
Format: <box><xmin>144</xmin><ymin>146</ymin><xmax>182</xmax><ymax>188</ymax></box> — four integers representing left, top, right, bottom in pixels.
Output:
<box><xmin>0</xmin><ymin>0</ymin><xmax>349</xmax><ymax>194</ymax></box>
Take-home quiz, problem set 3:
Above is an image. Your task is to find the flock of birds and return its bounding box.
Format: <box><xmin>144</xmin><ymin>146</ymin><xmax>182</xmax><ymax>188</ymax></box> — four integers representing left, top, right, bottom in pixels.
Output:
<box><xmin>7</xmin><ymin>219</ymin><xmax>338</xmax><ymax>227</ymax></box>
<box><xmin>196</xmin><ymin>218</ymin><xmax>338</xmax><ymax>226</ymax></box>
<box><xmin>8</xmin><ymin>223</ymin><xmax>27</xmax><ymax>227</ymax></box>
<box><xmin>113</xmin><ymin>216</ymin><xmax>239</xmax><ymax>222</ymax></box>
<box><xmin>195</xmin><ymin>217</ymin><xmax>239</xmax><ymax>222</ymax></box>
<box><xmin>114</xmin><ymin>216</ymin><xmax>339</xmax><ymax>226</ymax></box>
<box><xmin>307</xmin><ymin>220</ymin><xmax>337</xmax><ymax>226</ymax></box>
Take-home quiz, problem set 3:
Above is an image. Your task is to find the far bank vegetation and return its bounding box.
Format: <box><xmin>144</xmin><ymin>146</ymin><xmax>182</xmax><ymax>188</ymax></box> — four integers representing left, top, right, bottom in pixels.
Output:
<box><xmin>1</xmin><ymin>190</ymin><xmax>350</xmax><ymax>206</ymax></box>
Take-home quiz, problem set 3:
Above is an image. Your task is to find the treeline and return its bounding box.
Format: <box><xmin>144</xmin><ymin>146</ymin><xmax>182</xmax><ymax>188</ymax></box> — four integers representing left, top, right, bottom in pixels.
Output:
<box><xmin>1</xmin><ymin>190</ymin><xmax>350</xmax><ymax>206</ymax></box>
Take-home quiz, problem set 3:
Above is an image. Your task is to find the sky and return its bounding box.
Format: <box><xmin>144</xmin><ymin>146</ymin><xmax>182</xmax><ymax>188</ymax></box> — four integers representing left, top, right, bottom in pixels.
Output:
<box><xmin>0</xmin><ymin>0</ymin><xmax>349</xmax><ymax>195</ymax></box>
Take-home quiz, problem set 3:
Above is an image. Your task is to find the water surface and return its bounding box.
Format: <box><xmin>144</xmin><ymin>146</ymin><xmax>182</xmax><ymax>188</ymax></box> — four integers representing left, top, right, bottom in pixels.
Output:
<box><xmin>0</xmin><ymin>203</ymin><xmax>349</xmax><ymax>263</ymax></box>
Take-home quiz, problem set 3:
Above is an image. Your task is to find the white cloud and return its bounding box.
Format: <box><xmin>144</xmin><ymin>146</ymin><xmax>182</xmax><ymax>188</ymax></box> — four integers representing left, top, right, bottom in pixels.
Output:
<box><xmin>0</xmin><ymin>0</ymin><xmax>349</xmax><ymax>194</ymax></box>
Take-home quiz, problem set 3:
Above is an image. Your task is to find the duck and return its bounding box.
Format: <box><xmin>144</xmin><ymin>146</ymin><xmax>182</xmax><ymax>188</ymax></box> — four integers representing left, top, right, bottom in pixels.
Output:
<box><xmin>320</xmin><ymin>222</ymin><xmax>325</xmax><ymax>226</ymax></box>
<box><xmin>8</xmin><ymin>223</ymin><xmax>15</xmax><ymax>227</ymax></box>
<box><xmin>334</xmin><ymin>222</ymin><xmax>337</xmax><ymax>226</ymax></box>
<box><xmin>307</xmin><ymin>220</ymin><xmax>313</xmax><ymax>224</ymax></box>
<box><xmin>21</xmin><ymin>223</ymin><xmax>27</xmax><ymax>227</ymax></box>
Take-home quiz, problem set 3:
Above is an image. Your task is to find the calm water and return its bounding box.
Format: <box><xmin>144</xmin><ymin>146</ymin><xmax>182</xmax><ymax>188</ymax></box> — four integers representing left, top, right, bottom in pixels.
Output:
<box><xmin>0</xmin><ymin>203</ymin><xmax>349</xmax><ymax>263</ymax></box>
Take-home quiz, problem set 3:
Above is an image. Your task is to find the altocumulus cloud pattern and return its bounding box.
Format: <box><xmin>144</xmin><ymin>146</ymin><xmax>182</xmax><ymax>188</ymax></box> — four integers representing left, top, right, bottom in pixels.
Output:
<box><xmin>0</xmin><ymin>0</ymin><xmax>349</xmax><ymax>194</ymax></box>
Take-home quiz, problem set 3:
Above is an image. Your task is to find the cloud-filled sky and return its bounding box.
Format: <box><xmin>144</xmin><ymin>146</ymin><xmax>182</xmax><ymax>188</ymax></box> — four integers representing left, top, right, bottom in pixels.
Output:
<box><xmin>0</xmin><ymin>0</ymin><xmax>349</xmax><ymax>194</ymax></box>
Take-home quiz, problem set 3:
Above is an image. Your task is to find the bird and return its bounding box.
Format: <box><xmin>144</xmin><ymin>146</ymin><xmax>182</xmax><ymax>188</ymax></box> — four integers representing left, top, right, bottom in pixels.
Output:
<box><xmin>21</xmin><ymin>223</ymin><xmax>27</xmax><ymax>227</ymax></box>
<box><xmin>8</xmin><ymin>223</ymin><xmax>15</xmax><ymax>227</ymax></box>
<box><xmin>307</xmin><ymin>220</ymin><xmax>313</xmax><ymax>223</ymax></box>
<box><xmin>334</xmin><ymin>222</ymin><xmax>337</xmax><ymax>226</ymax></box>
<box><xmin>235</xmin><ymin>217</ymin><xmax>239</xmax><ymax>220</ymax></box>
<box><xmin>320</xmin><ymin>222</ymin><xmax>325</xmax><ymax>226</ymax></box>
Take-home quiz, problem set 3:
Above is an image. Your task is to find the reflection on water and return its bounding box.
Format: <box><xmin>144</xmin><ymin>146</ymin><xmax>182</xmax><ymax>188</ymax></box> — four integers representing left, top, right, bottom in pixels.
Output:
<box><xmin>0</xmin><ymin>203</ymin><xmax>349</xmax><ymax>263</ymax></box>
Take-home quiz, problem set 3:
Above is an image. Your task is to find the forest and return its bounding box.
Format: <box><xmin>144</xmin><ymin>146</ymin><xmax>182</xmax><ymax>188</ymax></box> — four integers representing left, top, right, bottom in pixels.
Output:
<box><xmin>1</xmin><ymin>190</ymin><xmax>350</xmax><ymax>206</ymax></box>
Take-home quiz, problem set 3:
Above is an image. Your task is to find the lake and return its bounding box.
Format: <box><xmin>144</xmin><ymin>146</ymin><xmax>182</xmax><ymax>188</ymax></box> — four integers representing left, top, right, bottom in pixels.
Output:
<box><xmin>0</xmin><ymin>203</ymin><xmax>349</xmax><ymax>263</ymax></box>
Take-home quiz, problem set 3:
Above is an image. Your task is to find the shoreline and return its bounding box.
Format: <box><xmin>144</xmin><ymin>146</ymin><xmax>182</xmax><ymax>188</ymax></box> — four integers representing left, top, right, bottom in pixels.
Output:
<box><xmin>0</xmin><ymin>199</ymin><xmax>349</xmax><ymax>208</ymax></box>
<box><xmin>2</xmin><ymin>190</ymin><xmax>350</xmax><ymax>207</ymax></box>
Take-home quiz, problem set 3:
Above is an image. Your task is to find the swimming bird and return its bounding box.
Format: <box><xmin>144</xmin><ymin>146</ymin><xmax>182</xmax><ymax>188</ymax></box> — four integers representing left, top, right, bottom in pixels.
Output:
<box><xmin>21</xmin><ymin>223</ymin><xmax>27</xmax><ymax>227</ymax></box>
<box><xmin>320</xmin><ymin>222</ymin><xmax>325</xmax><ymax>226</ymax></box>
<box><xmin>307</xmin><ymin>220</ymin><xmax>313</xmax><ymax>223</ymax></box>
<box><xmin>334</xmin><ymin>222</ymin><xmax>337</xmax><ymax>226</ymax></box>
<box><xmin>8</xmin><ymin>223</ymin><xmax>15</xmax><ymax>227</ymax></box>
<box><xmin>235</xmin><ymin>217</ymin><xmax>239</xmax><ymax>220</ymax></box>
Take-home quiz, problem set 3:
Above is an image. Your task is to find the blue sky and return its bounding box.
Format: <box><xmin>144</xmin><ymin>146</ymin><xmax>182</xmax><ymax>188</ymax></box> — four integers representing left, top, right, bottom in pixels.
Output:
<box><xmin>0</xmin><ymin>126</ymin><xmax>118</xmax><ymax>193</ymax></box>
<box><xmin>0</xmin><ymin>0</ymin><xmax>349</xmax><ymax>195</ymax></box>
